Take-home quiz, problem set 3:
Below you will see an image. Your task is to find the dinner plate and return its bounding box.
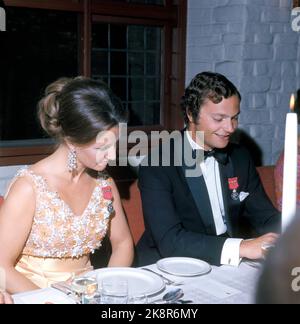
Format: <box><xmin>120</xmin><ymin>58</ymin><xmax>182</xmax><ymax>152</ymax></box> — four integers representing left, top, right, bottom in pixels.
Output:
<box><xmin>85</xmin><ymin>267</ymin><xmax>165</xmax><ymax>297</ymax></box>
<box><xmin>156</xmin><ymin>257</ymin><xmax>211</xmax><ymax>277</ymax></box>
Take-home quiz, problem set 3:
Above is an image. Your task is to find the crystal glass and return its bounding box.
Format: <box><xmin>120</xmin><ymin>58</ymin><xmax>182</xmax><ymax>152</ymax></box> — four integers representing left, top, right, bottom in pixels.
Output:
<box><xmin>99</xmin><ymin>278</ymin><xmax>128</xmax><ymax>304</ymax></box>
<box><xmin>128</xmin><ymin>294</ymin><xmax>148</xmax><ymax>304</ymax></box>
<box><xmin>71</xmin><ymin>276</ymin><xmax>98</xmax><ymax>304</ymax></box>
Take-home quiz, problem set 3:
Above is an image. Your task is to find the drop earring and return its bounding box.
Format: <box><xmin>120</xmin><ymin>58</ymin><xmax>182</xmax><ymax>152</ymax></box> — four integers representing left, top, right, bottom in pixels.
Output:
<box><xmin>67</xmin><ymin>148</ymin><xmax>77</xmax><ymax>172</ymax></box>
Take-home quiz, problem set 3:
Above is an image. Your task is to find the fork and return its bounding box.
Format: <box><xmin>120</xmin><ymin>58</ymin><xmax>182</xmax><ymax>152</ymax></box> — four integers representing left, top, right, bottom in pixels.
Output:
<box><xmin>51</xmin><ymin>282</ymin><xmax>80</xmax><ymax>304</ymax></box>
<box><xmin>141</xmin><ymin>268</ymin><xmax>184</xmax><ymax>286</ymax></box>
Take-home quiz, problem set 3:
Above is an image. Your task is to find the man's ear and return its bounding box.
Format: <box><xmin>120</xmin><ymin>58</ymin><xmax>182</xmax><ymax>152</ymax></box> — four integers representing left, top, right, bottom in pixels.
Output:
<box><xmin>186</xmin><ymin>109</ymin><xmax>194</xmax><ymax>124</ymax></box>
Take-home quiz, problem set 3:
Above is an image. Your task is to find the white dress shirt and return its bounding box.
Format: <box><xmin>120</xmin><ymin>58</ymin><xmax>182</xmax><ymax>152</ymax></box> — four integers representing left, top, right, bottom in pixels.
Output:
<box><xmin>186</xmin><ymin>132</ymin><xmax>242</xmax><ymax>266</ymax></box>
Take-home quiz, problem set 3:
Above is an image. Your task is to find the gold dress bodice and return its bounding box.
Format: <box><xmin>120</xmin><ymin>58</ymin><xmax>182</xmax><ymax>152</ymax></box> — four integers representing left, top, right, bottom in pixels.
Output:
<box><xmin>11</xmin><ymin>167</ymin><xmax>114</xmax><ymax>288</ymax></box>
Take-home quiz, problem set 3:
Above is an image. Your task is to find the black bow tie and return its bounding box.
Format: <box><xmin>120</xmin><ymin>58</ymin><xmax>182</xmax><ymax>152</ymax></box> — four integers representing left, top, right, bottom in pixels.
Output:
<box><xmin>192</xmin><ymin>148</ymin><xmax>228</xmax><ymax>165</ymax></box>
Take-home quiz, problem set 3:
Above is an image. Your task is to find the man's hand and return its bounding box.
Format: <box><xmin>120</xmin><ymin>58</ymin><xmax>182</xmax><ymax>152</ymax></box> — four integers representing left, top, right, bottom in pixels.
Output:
<box><xmin>239</xmin><ymin>233</ymin><xmax>279</xmax><ymax>260</ymax></box>
<box><xmin>0</xmin><ymin>291</ymin><xmax>14</xmax><ymax>304</ymax></box>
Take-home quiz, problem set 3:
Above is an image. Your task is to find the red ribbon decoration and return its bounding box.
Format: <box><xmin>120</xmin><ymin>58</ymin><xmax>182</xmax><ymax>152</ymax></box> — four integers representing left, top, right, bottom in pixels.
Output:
<box><xmin>102</xmin><ymin>186</ymin><xmax>113</xmax><ymax>200</ymax></box>
<box><xmin>228</xmin><ymin>177</ymin><xmax>239</xmax><ymax>190</ymax></box>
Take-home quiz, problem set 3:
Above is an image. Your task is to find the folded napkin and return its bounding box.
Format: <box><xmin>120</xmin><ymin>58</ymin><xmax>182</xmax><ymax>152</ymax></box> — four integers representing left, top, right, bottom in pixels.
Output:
<box><xmin>13</xmin><ymin>288</ymin><xmax>76</xmax><ymax>304</ymax></box>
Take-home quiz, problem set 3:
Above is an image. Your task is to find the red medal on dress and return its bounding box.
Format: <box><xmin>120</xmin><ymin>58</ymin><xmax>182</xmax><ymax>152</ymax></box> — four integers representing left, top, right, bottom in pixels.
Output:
<box><xmin>102</xmin><ymin>186</ymin><xmax>113</xmax><ymax>200</ymax></box>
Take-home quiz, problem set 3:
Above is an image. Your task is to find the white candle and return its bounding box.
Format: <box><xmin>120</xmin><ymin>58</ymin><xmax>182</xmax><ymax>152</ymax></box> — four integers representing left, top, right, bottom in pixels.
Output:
<box><xmin>282</xmin><ymin>94</ymin><xmax>298</xmax><ymax>232</ymax></box>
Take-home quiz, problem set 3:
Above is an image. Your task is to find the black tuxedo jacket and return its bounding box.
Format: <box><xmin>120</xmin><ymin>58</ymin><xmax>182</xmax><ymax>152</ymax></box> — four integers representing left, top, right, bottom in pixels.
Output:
<box><xmin>136</xmin><ymin>132</ymin><xmax>280</xmax><ymax>266</ymax></box>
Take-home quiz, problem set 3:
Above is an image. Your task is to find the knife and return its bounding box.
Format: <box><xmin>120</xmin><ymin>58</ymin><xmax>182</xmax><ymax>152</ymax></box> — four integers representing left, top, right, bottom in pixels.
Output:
<box><xmin>141</xmin><ymin>268</ymin><xmax>175</xmax><ymax>285</ymax></box>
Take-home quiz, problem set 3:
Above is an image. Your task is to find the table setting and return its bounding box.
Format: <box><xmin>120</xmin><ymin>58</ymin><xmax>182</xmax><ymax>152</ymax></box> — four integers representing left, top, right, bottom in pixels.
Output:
<box><xmin>12</xmin><ymin>256</ymin><xmax>261</xmax><ymax>304</ymax></box>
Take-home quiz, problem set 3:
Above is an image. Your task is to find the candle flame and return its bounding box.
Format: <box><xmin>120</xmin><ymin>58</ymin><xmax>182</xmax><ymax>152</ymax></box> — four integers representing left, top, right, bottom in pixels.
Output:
<box><xmin>290</xmin><ymin>94</ymin><xmax>295</xmax><ymax>112</ymax></box>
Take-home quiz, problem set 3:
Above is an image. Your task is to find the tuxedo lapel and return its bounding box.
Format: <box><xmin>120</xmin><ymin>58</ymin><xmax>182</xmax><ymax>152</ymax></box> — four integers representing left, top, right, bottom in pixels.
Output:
<box><xmin>177</xmin><ymin>133</ymin><xmax>216</xmax><ymax>234</ymax></box>
<box><xmin>175</xmin><ymin>130</ymin><xmax>216</xmax><ymax>235</ymax></box>
<box><xmin>183</xmin><ymin>168</ymin><xmax>217</xmax><ymax>235</ymax></box>
<box><xmin>218</xmin><ymin>163</ymin><xmax>233</xmax><ymax>237</ymax></box>
<box><xmin>218</xmin><ymin>158</ymin><xmax>241</xmax><ymax>237</ymax></box>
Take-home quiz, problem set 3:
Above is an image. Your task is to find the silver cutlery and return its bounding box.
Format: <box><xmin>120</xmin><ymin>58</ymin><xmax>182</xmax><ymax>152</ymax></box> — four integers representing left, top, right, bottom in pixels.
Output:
<box><xmin>141</xmin><ymin>268</ymin><xmax>184</xmax><ymax>286</ymax></box>
<box><xmin>151</xmin><ymin>288</ymin><xmax>184</xmax><ymax>304</ymax></box>
<box><xmin>51</xmin><ymin>282</ymin><xmax>80</xmax><ymax>303</ymax></box>
<box><xmin>174</xmin><ymin>299</ymin><xmax>193</xmax><ymax>304</ymax></box>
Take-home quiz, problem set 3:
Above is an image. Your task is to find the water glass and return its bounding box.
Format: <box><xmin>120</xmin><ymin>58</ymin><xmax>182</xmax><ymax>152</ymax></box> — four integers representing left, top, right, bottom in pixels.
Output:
<box><xmin>82</xmin><ymin>291</ymin><xmax>102</xmax><ymax>304</ymax></box>
<box><xmin>100</xmin><ymin>278</ymin><xmax>128</xmax><ymax>304</ymax></box>
<box><xmin>71</xmin><ymin>276</ymin><xmax>98</xmax><ymax>304</ymax></box>
<box><xmin>128</xmin><ymin>295</ymin><xmax>148</xmax><ymax>304</ymax></box>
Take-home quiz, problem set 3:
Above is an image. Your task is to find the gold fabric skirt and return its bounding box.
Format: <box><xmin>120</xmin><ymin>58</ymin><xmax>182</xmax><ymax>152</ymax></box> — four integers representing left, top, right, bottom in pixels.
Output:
<box><xmin>15</xmin><ymin>255</ymin><xmax>93</xmax><ymax>289</ymax></box>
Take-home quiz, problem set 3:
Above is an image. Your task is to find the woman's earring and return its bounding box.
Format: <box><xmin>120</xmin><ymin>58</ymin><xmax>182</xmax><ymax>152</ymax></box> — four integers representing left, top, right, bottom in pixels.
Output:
<box><xmin>67</xmin><ymin>149</ymin><xmax>77</xmax><ymax>172</ymax></box>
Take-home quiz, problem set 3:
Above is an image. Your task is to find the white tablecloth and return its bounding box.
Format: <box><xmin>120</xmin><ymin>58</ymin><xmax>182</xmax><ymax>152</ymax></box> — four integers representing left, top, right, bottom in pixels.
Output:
<box><xmin>147</xmin><ymin>260</ymin><xmax>261</xmax><ymax>304</ymax></box>
<box><xmin>13</xmin><ymin>260</ymin><xmax>261</xmax><ymax>304</ymax></box>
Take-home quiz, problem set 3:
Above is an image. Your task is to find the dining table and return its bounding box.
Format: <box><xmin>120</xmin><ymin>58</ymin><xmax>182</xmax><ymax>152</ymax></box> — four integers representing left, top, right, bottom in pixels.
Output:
<box><xmin>12</xmin><ymin>259</ymin><xmax>262</xmax><ymax>304</ymax></box>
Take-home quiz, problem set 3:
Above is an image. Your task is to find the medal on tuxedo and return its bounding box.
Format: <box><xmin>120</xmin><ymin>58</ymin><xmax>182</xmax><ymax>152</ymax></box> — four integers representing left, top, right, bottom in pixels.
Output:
<box><xmin>228</xmin><ymin>177</ymin><xmax>239</xmax><ymax>200</ymax></box>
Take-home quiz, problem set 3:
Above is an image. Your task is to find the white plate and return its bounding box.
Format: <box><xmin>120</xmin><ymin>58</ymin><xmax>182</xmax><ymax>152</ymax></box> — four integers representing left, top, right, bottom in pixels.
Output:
<box><xmin>85</xmin><ymin>267</ymin><xmax>165</xmax><ymax>297</ymax></box>
<box><xmin>156</xmin><ymin>257</ymin><xmax>211</xmax><ymax>277</ymax></box>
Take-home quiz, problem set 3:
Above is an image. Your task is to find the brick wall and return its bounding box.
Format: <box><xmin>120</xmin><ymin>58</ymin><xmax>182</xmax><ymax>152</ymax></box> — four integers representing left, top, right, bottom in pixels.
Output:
<box><xmin>186</xmin><ymin>0</ymin><xmax>300</xmax><ymax>165</ymax></box>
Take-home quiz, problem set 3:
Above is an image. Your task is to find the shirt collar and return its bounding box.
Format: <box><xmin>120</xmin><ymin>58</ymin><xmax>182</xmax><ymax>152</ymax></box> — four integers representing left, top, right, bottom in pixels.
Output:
<box><xmin>186</xmin><ymin>130</ymin><xmax>205</xmax><ymax>151</ymax></box>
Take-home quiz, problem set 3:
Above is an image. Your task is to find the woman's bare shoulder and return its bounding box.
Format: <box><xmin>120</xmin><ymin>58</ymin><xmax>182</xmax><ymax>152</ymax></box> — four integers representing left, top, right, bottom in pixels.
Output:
<box><xmin>6</xmin><ymin>175</ymin><xmax>35</xmax><ymax>201</ymax></box>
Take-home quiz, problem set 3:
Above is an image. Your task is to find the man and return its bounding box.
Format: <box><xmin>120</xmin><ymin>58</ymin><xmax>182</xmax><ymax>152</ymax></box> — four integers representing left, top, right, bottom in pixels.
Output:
<box><xmin>136</xmin><ymin>72</ymin><xmax>280</xmax><ymax>266</ymax></box>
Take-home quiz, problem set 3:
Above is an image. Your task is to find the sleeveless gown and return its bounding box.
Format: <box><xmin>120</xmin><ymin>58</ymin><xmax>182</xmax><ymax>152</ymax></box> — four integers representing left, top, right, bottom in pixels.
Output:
<box><xmin>7</xmin><ymin>167</ymin><xmax>114</xmax><ymax>288</ymax></box>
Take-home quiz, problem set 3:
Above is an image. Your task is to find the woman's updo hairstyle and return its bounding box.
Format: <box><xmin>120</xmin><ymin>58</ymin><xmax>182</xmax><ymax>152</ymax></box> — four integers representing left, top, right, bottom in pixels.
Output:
<box><xmin>38</xmin><ymin>76</ymin><xmax>127</xmax><ymax>144</ymax></box>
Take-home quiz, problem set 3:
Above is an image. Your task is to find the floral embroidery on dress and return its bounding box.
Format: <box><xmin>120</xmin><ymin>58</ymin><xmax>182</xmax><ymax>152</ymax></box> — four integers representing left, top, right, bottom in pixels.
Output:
<box><xmin>11</xmin><ymin>166</ymin><xmax>114</xmax><ymax>258</ymax></box>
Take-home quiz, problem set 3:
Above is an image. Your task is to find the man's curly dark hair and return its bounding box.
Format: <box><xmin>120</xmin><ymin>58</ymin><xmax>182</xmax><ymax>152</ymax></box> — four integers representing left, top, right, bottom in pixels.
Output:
<box><xmin>181</xmin><ymin>72</ymin><xmax>241</xmax><ymax>125</ymax></box>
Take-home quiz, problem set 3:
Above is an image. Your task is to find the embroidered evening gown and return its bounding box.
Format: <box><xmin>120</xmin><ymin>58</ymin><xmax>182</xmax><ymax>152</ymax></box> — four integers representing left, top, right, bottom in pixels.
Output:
<box><xmin>7</xmin><ymin>167</ymin><xmax>114</xmax><ymax>288</ymax></box>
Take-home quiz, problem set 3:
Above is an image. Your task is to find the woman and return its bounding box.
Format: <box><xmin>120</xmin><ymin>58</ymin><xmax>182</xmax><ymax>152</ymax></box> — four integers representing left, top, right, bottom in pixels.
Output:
<box><xmin>0</xmin><ymin>77</ymin><xmax>134</xmax><ymax>293</ymax></box>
